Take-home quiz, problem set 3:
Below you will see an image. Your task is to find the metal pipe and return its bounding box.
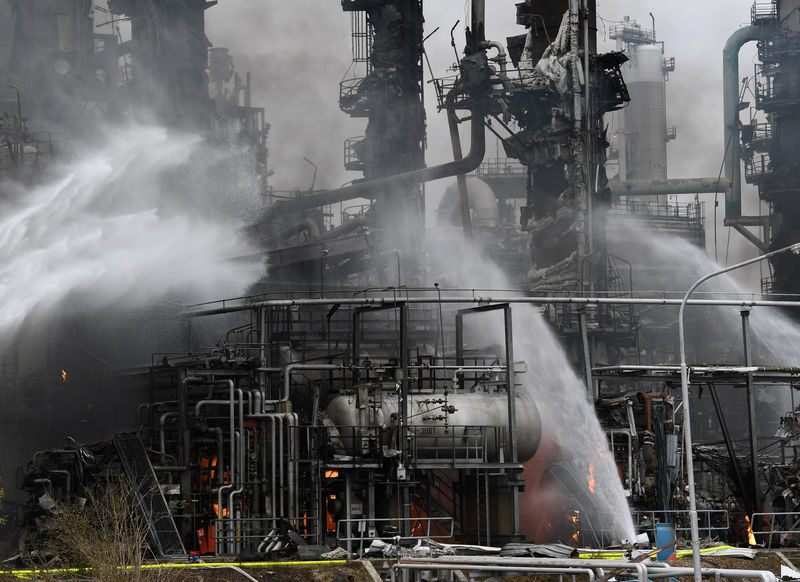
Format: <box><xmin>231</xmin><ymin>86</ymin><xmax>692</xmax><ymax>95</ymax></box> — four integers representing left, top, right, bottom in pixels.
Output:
<box><xmin>612</xmin><ymin>177</ymin><xmax>730</xmax><ymax>196</ymax></box>
<box><xmin>396</xmin><ymin>558</ymin><xmax>648</xmax><ymax>582</ymax></box>
<box><xmin>159</xmin><ymin>412</ymin><xmax>178</xmax><ymax>457</ymax></box>
<box><xmin>215</xmin><ymin>427</ymin><xmax>224</xmax><ymax>486</ymax></box>
<box><xmin>648</xmin><ymin>568</ymin><xmax>776</xmax><ymax>582</ymax></box>
<box><xmin>228</xmin><ymin>432</ymin><xmax>243</xmax><ymax>554</ymax></box>
<box><xmin>723</xmin><ymin>25</ymin><xmax>772</xmax><ymax>218</ymax></box>
<box><xmin>263</xmin><ymin>98</ymin><xmax>485</xmax><ymax>212</ymax></box>
<box><xmin>392</xmin><ymin>564</ymin><xmax>596</xmax><ymax>582</ymax></box>
<box><xmin>278</xmin><ymin>364</ymin><xmax>342</xmax><ymax>404</ymax></box>
<box><xmin>742</xmin><ymin>309</ymin><xmax>760</xmax><ymax>516</ymax></box>
<box><xmin>446</xmin><ymin>83</ymin><xmax>473</xmax><ymax>240</ymax></box>
<box><xmin>471</xmin><ymin>0</ymin><xmax>486</xmax><ymax>52</ymax></box>
<box><xmin>186</xmin><ymin>294</ymin><xmax>800</xmax><ymax>318</ymax></box>
<box><xmin>483</xmin><ymin>40</ymin><xmax>507</xmax><ymax>75</ymax></box>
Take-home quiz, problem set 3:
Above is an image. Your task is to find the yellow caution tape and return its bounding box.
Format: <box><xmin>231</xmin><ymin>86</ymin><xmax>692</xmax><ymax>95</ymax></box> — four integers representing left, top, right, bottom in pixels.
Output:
<box><xmin>4</xmin><ymin>560</ymin><xmax>349</xmax><ymax>578</ymax></box>
<box><xmin>577</xmin><ymin>545</ymin><xmax>736</xmax><ymax>560</ymax></box>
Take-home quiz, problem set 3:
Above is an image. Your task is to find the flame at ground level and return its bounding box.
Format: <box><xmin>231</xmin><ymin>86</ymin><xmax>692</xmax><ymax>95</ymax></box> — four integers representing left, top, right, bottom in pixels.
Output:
<box><xmin>745</xmin><ymin>515</ymin><xmax>756</xmax><ymax>546</ymax></box>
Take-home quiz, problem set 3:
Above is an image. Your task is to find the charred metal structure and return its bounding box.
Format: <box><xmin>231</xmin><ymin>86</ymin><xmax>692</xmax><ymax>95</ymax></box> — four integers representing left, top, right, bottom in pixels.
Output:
<box><xmin>737</xmin><ymin>0</ymin><xmax>800</xmax><ymax>295</ymax></box>
<box><xmin>8</xmin><ymin>0</ymin><xmax>800</xmax><ymax>564</ymax></box>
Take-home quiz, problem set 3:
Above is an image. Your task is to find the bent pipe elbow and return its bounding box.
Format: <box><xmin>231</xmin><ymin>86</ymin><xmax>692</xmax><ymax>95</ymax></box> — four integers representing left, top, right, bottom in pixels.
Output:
<box><xmin>271</xmin><ymin>103</ymin><xmax>485</xmax><ymax>212</ymax></box>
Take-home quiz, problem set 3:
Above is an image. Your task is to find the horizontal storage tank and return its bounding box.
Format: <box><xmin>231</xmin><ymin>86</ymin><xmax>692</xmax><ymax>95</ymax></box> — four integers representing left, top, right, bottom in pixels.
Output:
<box><xmin>325</xmin><ymin>390</ymin><xmax>541</xmax><ymax>462</ymax></box>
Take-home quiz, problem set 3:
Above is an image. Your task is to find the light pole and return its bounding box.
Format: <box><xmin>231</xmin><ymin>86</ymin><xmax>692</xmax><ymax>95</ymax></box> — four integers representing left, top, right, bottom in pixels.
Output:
<box><xmin>679</xmin><ymin>241</ymin><xmax>800</xmax><ymax>582</ymax></box>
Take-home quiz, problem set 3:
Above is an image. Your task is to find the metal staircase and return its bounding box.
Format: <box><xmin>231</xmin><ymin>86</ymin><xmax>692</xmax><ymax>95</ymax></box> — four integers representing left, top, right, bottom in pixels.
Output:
<box><xmin>112</xmin><ymin>433</ymin><xmax>186</xmax><ymax>557</ymax></box>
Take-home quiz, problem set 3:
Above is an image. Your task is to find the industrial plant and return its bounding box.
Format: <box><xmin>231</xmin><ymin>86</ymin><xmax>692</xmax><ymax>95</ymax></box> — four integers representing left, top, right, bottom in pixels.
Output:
<box><xmin>1</xmin><ymin>1</ymin><xmax>800</xmax><ymax>580</ymax></box>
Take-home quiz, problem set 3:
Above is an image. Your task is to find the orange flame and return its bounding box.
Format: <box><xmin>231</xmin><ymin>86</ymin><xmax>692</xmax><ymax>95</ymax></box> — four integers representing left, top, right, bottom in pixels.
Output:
<box><xmin>745</xmin><ymin>515</ymin><xmax>756</xmax><ymax>546</ymax></box>
<box><xmin>588</xmin><ymin>464</ymin><xmax>596</xmax><ymax>494</ymax></box>
<box><xmin>61</xmin><ymin>369</ymin><xmax>67</xmax><ymax>382</ymax></box>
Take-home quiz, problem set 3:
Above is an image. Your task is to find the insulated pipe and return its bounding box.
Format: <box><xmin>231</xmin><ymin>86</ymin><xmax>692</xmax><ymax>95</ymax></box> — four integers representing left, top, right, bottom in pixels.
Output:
<box><xmin>648</xmin><ymin>569</ymin><xmax>776</xmax><ymax>582</ymax></box>
<box><xmin>247</xmin><ymin>412</ymin><xmax>297</xmax><ymax>519</ymax></box>
<box><xmin>264</xmin><ymin>99</ymin><xmax>485</xmax><ymax>212</ymax></box>
<box><xmin>398</xmin><ymin>558</ymin><xmax>649</xmax><ymax>582</ymax></box>
<box><xmin>226</xmin><ymin>388</ymin><xmax>246</xmax><ymax>548</ymax></box>
<box><xmin>314</xmin><ymin>215</ymin><xmax>368</xmax><ymax>242</ymax></box>
<box><xmin>392</xmin><ymin>564</ymin><xmax>597</xmax><ymax>582</ymax></box>
<box><xmin>277</xmin><ymin>364</ymin><xmax>342</xmax><ymax>404</ymax></box>
<box><xmin>612</xmin><ymin>177</ymin><xmax>731</xmax><ymax>196</ymax></box>
<box><xmin>158</xmin><ymin>412</ymin><xmax>178</xmax><ymax>457</ymax></box>
<box><xmin>446</xmin><ymin>83</ymin><xmax>473</xmax><ymax>239</ymax></box>
<box><xmin>723</xmin><ymin>25</ymin><xmax>772</xmax><ymax>218</ymax></box>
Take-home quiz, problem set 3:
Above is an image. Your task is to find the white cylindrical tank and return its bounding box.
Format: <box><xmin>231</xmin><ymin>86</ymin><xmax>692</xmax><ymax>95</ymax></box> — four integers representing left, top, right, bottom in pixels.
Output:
<box><xmin>325</xmin><ymin>390</ymin><xmax>541</xmax><ymax>462</ymax></box>
<box><xmin>623</xmin><ymin>43</ymin><xmax>667</xmax><ymax>180</ymax></box>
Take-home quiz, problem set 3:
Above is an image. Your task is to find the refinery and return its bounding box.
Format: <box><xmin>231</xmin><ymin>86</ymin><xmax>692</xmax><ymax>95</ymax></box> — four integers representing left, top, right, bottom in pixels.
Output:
<box><xmin>2</xmin><ymin>1</ymin><xmax>800</xmax><ymax>581</ymax></box>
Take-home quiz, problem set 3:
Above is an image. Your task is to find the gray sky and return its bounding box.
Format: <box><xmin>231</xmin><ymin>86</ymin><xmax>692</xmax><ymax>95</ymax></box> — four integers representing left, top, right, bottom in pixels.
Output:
<box><xmin>206</xmin><ymin>0</ymin><xmax>764</xmax><ymax>270</ymax></box>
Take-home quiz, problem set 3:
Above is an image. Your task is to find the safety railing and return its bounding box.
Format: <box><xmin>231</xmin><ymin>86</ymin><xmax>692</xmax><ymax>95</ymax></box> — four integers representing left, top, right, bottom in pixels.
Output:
<box><xmin>610</xmin><ymin>200</ymin><xmax>703</xmax><ymax>221</ymax></box>
<box><xmin>751</xmin><ymin>1</ymin><xmax>777</xmax><ymax>25</ymax></box>
<box><xmin>609</xmin><ymin>22</ymin><xmax>655</xmax><ymax>44</ymax></box>
<box><xmin>755</xmin><ymin>64</ymin><xmax>800</xmax><ymax>110</ymax></box>
<box><xmin>344</xmin><ymin>135</ymin><xmax>365</xmax><ymax>172</ymax></box>
<box><xmin>751</xmin><ymin>511</ymin><xmax>800</xmax><ymax>547</ymax></box>
<box><xmin>407</xmin><ymin>424</ymin><xmax>500</xmax><ymax>463</ymax></box>
<box><xmin>631</xmin><ymin>508</ymin><xmax>729</xmax><ymax>539</ymax></box>
<box><xmin>337</xmin><ymin>516</ymin><xmax>454</xmax><ymax>556</ymax></box>
<box><xmin>476</xmin><ymin>156</ymin><xmax>526</xmax><ymax>178</ymax></box>
<box><xmin>339</xmin><ymin>77</ymin><xmax>369</xmax><ymax>116</ymax></box>
<box><xmin>744</xmin><ymin>153</ymin><xmax>772</xmax><ymax>182</ymax></box>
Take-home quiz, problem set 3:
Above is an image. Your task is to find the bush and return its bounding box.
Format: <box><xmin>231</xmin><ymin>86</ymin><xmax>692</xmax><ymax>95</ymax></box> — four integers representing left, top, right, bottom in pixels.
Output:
<box><xmin>43</xmin><ymin>480</ymin><xmax>162</xmax><ymax>582</ymax></box>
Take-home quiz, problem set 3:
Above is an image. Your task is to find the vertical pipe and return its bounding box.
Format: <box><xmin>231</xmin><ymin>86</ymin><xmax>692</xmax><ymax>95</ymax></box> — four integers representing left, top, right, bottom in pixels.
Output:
<box><xmin>503</xmin><ymin>305</ymin><xmax>520</xmax><ymax>537</ymax></box>
<box><xmin>399</xmin><ymin>303</ymin><xmax>411</xmax><ymax>535</ymax></box>
<box><xmin>578</xmin><ymin>308</ymin><xmax>593</xmax><ymax>397</ymax></box>
<box><xmin>447</xmin><ymin>90</ymin><xmax>473</xmax><ymax>240</ymax></box>
<box><xmin>722</xmin><ymin>25</ymin><xmax>770</xmax><ymax>218</ymax></box>
<box><xmin>345</xmin><ymin>471</ymin><xmax>352</xmax><ymax>556</ymax></box>
<box><xmin>741</xmin><ymin>308</ymin><xmax>761</xmax><ymax>517</ymax></box>
<box><xmin>471</xmin><ymin>0</ymin><xmax>485</xmax><ymax>52</ymax></box>
<box><xmin>583</xmin><ymin>0</ymin><xmax>593</xmax><ymax>257</ymax></box>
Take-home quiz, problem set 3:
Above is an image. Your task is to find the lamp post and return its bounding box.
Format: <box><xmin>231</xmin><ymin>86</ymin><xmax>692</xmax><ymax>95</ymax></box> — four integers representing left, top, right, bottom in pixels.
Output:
<box><xmin>679</xmin><ymin>241</ymin><xmax>800</xmax><ymax>582</ymax></box>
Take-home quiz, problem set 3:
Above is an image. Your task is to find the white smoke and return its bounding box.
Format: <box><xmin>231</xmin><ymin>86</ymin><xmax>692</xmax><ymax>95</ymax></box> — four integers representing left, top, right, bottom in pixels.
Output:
<box><xmin>0</xmin><ymin>124</ymin><xmax>262</xmax><ymax>331</ymax></box>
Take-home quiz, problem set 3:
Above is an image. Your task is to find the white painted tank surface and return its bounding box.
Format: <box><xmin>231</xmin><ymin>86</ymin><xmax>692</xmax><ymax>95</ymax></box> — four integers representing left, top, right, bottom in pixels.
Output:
<box><xmin>325</xmin><ymin>389</ymin><xmax>542</xmax><ymax>462</ymax></box>
<box><xmin>623</xmin><ymin>43</ymin><xmax>667</xmax><ymax>180</ymax></box>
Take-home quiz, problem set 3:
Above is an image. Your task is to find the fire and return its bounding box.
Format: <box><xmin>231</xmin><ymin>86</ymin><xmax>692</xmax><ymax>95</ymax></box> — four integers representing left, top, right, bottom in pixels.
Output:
<box><xmin>588</xmin><ymin>464</ymin><xmax>596</xmax><ymax>494</ymax></box>
<box><xmin>745</xmin><ymin>515</ymin><xmax>756</xmax><ymax>546</ymax></box>
<box><xmin>569</xmin><ymin>510</ymin><xmax>580</xmax><ymax>545</ymax></box>
<box><xmin>61</xmin><ymin>369</ymin><xmax>67</xmax><ymax>382</ymax></box>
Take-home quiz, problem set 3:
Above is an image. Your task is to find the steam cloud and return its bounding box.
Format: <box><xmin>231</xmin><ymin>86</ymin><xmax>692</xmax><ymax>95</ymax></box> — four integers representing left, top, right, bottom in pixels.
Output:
<box><xmin>426</xmin><ymin>226</ymin><xmax>637</xmax><ymax>543</ymax></box>
<box><xmin>0</xmin><ymin>124</ymin><xmax>262</xmax><ymax>332</ymax></box>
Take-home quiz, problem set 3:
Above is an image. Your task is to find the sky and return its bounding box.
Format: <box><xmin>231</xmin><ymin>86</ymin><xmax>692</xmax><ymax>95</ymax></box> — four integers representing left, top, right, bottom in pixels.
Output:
<box><xmin>205</xmin><ymin>0</ymin><xmax>765</xmax><ymax>275</ymax></box>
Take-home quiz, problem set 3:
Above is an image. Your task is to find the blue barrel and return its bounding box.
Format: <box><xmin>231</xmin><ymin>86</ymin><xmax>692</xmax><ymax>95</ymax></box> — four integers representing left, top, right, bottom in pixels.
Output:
<box><xmin>655</xmin><ymin>522</ymin><xmax>676</xmax><ymax>561</ymax></box>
